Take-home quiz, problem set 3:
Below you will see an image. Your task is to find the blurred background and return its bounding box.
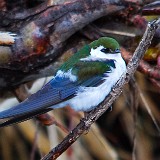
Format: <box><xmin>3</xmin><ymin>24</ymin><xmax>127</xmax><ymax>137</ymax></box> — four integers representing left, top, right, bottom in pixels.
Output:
<box><xmin>0</xmin><ymin>0</ymin><xmax>160</xmax><ymax>160</ymax></box>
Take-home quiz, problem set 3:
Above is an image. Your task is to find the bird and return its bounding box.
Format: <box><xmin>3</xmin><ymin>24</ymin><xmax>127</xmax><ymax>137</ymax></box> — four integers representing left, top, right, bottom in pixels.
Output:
<box><xmin>0</xmin><ymin>37</ymin><xmax>126</xmax><ymax>127</ymax></box>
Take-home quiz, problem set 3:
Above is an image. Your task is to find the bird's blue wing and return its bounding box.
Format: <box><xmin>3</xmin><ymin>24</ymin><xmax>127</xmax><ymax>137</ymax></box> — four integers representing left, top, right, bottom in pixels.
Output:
<box><xmin>0</xmin><ymin>77</ymin><xmax>78</xmax><ymax>119</ymax></box>
<box><xmin>0</xmin><ymin>75</ymin><xmax>104</xmax><ymax>127</ymax></box>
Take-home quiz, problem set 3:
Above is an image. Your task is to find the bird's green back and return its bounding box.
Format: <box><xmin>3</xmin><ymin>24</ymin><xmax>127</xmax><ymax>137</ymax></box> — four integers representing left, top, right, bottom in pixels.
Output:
<box><xmin>58</xmin><ymin>37</ymin><xmax>119</xmax><ymax>81</ymax></box>
<box><xmin>59</xmin><ymin>44</ymin><xmax>91</xmax><ymax>72</ymax></box>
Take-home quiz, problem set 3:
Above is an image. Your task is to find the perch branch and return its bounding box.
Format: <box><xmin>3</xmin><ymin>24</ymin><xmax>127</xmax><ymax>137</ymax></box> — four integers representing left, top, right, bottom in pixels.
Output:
<box><xmin>41</xmin><ymin>18</ymin><xmax>160</xmax><ymax>160</ymax></box>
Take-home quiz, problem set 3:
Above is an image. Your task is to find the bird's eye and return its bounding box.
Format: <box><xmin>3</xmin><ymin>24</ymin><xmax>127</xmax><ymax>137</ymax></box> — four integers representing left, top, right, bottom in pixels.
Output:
<box><xmin>115</xmin><ymin>49</ymin><xmax>120</xmax><ymax>53</ymax></box>
<box><xmin>100</xmin><ymin>48</ymin><xmax>112</xmax><ymax>53</ymax></box>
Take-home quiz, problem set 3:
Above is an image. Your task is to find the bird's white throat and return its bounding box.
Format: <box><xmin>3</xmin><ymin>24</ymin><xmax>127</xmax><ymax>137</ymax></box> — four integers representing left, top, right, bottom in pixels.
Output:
<box><xmin>80</xmin><ymin>46</ymin><xmax>121</xmax><ymax>61</ymax></box>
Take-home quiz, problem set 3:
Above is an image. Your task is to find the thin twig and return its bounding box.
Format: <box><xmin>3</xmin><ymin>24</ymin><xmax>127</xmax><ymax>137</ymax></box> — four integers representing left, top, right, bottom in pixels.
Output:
<box><xmin>129</xmin><ymin>77</ymin><xmax>139</xmax><ymax>160</ymax></box>
<box><xmin>41</xmin><ymin>19</ymin><xmax>160</xmax><ymax>160</ymax></box>
<box><xmin>30</xmin><ymin>121</ymin><xmax>39</xmax><ymax>160</ymax></box>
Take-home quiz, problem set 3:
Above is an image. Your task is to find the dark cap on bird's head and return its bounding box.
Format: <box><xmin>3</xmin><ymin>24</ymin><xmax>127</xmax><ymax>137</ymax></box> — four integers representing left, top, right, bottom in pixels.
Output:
<box><xmin>89</xmin><ymin>37</ymin><xmax>120</xmax><ymax>51</ymax></box>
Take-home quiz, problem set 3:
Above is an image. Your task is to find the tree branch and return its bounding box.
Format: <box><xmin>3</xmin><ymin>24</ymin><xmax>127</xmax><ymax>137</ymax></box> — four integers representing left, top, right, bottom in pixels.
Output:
<box><xmin>41</xmin><ymin>18</ymin><xmax>160</xmax><ymax>160</ymax></box>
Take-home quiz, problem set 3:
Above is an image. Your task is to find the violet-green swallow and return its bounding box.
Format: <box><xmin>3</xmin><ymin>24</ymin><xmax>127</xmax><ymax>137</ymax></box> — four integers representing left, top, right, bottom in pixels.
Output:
<box><xmin>0</xmin><ymin>37</ymin><xmax>126</xmax><ymax>127</ymax></box>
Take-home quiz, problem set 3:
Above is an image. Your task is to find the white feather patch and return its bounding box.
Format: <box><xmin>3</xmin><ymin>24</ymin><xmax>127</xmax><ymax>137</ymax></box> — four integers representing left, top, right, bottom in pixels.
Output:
<box><xmin>56</xmin><ymin>69</ymin><xmax>77</xmax><ymax>82</ymax></box>
<box><xmin>80</xmin><ymin>46</ymin><xmax>110</xmax><ymax>61</ymax></box>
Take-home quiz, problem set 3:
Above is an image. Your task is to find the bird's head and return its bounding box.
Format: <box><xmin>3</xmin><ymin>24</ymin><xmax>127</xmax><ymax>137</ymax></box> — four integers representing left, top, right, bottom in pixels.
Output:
<box><xmin>58</xmin><ymin>37</ymin><xmax>121</xmax><ymax>73</ymax></box>
<box><xmin>88</xmin><ymin>37</ymin><xmax>120</xmax><ymax>59</ymax></box>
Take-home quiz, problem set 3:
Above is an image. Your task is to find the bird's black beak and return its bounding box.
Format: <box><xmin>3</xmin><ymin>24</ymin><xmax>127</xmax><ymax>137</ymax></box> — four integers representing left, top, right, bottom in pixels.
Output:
<box><xmin>115</xmin><ymin>49</ymin><xmax>120</xmax><ymax>53</ymax></box>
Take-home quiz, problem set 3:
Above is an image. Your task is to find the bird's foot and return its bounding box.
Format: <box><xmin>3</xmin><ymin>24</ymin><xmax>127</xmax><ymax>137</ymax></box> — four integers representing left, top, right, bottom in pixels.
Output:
<box><xmin>84</xmin><ymin>111</ymin><xmax>91</xmax><ymax>119</ymax></box>
<box><xmin>80</xmin><ymin>111</ymin><xmax>92</xmax><ymax>135</ymax></box>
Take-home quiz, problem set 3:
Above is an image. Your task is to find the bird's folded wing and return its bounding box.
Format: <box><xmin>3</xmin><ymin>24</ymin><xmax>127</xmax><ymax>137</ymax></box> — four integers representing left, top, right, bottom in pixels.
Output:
<box><xmin>0</xmin><ymin>77</ymin><xmax>78</xmax><ymax>119</ymax></box>
<box><xmin>0</xmin><ymin>75</ymin><xmax>104</xmax><ymax>126</ymax></box>
<box><xmin>0</xmin><ymin>107</ymin><xmax>52</xmax><ymax>127</ymax></box>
